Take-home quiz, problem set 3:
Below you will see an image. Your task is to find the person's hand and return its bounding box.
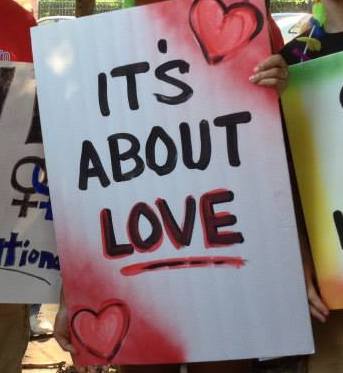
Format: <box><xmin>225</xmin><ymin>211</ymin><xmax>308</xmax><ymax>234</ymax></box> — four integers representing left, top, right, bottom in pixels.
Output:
<box><xmin>249</xmin><ymin>54</ymin><xmax>288</xmax><ymax>95</ymax></box>
<box><xmin>54</xmin><ymin>300</ymin><xmax>75</xmax><ymax>354</ymax></box>
<box><xmin>303</xmin><ymin>260</ymin><xmax>330</xmax><ymax>323</ymax></box>
<box><xmin>54</xmin><ymin>290</ymin><xmax>105</xmax><ymax>373</ymax></box>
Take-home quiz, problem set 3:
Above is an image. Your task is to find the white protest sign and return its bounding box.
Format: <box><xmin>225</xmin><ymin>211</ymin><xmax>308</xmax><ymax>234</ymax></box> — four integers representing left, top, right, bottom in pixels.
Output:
<box><xmin>32</xmin><ymin>0</ymin><xmax>313</xmax><ymax>365</ymax></box>
<box><xmin>0</xmin><ymin>62</ymin><xmax>60</xmax><ymax>303</ymax></box>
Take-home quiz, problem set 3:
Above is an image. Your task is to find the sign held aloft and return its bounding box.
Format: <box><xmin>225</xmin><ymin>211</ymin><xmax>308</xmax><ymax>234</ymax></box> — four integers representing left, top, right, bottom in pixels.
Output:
<box><xmin>0</xmin><ymin>62</ymin><xmax>60</xmax><ymax>303</ymax></box>
<box><xmin>283</xmin><ymin>51</ymin><xmax>343</xmax><ymax>310</ymax></box>
<box><xmin>32</xmin><ymin>0</ymin><xmax>313</xmax><ymax>365</ymax></box>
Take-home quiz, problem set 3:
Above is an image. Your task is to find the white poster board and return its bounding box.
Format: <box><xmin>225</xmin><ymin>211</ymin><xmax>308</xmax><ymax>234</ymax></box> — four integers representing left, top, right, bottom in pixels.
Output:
<box><xmin>0</xmin><ymin>62</ymin><xmax>60</xmax><ymax>303</ymax></box>
<box><xmin>32</xmin><ymin>0</ymin><xmax>313</xmax><ymax>365</ymax></box>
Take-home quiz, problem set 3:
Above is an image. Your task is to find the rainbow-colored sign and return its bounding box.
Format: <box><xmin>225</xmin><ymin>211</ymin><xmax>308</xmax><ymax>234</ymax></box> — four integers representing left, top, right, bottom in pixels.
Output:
<box><xmin>283</xmin><ymin>52</ymin><xmax>343</xmax><ymax>310</ymax></box>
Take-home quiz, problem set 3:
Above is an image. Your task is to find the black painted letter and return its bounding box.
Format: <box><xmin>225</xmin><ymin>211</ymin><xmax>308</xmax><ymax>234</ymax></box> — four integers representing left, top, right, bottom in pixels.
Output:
<box><xmin>180</xmin><ymin>120</ymin><xmax>211</xmax><ymax>170</ymax></box>
<box><xmin>154</xmin><ymin>60</ymin><xmax>193</xmax><ymax>105</ymax></box>
<box><xmin>214</xmin><ymin>112</ymin><xmax>251</xmax><ymax>167</ymax></box>
<box><xmin>156</xmin><ymin>196</ymin><xmax>196</xmax><ymax>248</ymax></box>
<box><xmin>334</xmin><ymin>210</ymin><xmax>343</xmax><ymax>250</ymax></box>
<box><xmin>111</xmin><ymin>62</ymin><xmax>150</xmax><ymax>110</ymax></box>
<box><xmin>98</xmin><ymin>72</ymin><xmax>110</xmax><ymax>117</ymax></box>
<box><xmin>146</xmin><ymin>126</ymin><xmax>177</xmax><ymax>176</ymax></box>
<box><xmin>101</xmin><ymin>209</ymin><xmax>134</xmax><ymax>258</ymax></box>
<box><xmin>108</xmin><ymin>133</ymin><xmax>145</xmax><ymax>182</ymax></box>
<box><xmin>200</xmin><ymin>189</ymin><xmax>244</xmax><ymax>247</ymax></box>
<box><xmin>79</xmin><ymin>140</ymin><xmax>110</xmax><ymax>190</ymax></box>
<box><xmin>128</xmin><ymin>203</ymin><xmax>163</xmax><ymax>252</ymax></box>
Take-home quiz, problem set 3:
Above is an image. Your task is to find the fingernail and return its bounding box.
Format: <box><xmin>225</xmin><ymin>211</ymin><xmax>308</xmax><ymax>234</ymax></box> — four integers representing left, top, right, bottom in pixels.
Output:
<box><xmin>249</xmin><ymin>75</ymin><xmax>256</xmax><ymax>82</ymax></box>
<box><xmin>253</xmin><ymin>66</ymin><xmax>260</xmax><ymax>73</ymax></box>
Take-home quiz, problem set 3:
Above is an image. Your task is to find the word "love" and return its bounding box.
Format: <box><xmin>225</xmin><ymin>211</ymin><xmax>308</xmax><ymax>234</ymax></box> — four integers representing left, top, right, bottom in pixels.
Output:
<box><xmin>101</xmin><ymin>188</ymin><xmax>244</xmax><ymax>259</ymax></box>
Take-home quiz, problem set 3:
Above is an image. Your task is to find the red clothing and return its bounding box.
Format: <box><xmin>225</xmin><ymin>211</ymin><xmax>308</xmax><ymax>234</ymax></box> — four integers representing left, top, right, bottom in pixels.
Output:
<box><xmin>0</xmin><ymin>0</ymin><xmax>37</xmax><ymax>63</ymax></box>
<box><xmin>268</xmin><ymin>15</ymin><xmax>284</xmax><ymax>53</ymax></box>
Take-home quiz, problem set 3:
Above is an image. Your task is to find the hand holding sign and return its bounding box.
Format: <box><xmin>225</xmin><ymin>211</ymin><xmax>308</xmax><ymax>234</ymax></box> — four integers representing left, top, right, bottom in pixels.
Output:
<box><xmin>250</xmin><ymin>54</ymin><xmax>288</xmax><ymax>94</ymax></box>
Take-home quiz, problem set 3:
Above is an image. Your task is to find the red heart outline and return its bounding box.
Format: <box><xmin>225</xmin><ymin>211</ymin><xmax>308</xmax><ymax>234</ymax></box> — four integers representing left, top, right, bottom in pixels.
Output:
<box><xmin>71</xmin><ymin>301</ymin><xmax>130</xmax><ymax>362</ymax></box>
<box><xmin>189</xmin><ymin>0</ymin><xmax>264</xmax><ymax>64</ymax></box>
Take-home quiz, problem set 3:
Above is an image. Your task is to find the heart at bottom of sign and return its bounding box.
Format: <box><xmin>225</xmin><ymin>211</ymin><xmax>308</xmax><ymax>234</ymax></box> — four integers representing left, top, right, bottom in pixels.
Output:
<box><xmin>71</xmin><ymin>300</ymin><xmax>130</xmax><ymax>361</ymax></box>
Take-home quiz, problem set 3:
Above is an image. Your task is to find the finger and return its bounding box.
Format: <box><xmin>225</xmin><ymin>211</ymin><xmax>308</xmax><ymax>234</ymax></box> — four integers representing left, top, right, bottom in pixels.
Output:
<box><xmin>250</xmin><ymin>68</ymin><xmax>287</xmax><ymax>84</ymax></box>
<box><xmin>254</xmin><ymin>78</ymin><xmax>287</xmax><ymax>90</ymax></box>
<box><xmin>255</xmin><ymin>78</ymin><xmax>287</xmax><ymax>95</ymax></box>
<box><xmin>254</xmin><ymin>54</ymin><xmax>287</xmax><ymax>72</ymax></box>
<box><xmin>308</xmin><ymin>287</ymin><xmax>330</xmax><ymax>317</ymax></box>
<box><xmin>310</xmin><ymin>304</ymin><xmax>327</xmax><ymax>323</ymax></box>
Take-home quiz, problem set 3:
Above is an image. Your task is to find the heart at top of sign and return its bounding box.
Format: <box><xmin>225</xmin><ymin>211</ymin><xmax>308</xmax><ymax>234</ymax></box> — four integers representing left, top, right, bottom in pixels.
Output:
<box><xmin>189</xmin><ymin>0</ymin><xmax>264</xmax><ymax>64</ymax></box>
<box><xmin>71</xmin><ymin>301</ymin><xmax>130</xmax><ymax>361</ymax></box>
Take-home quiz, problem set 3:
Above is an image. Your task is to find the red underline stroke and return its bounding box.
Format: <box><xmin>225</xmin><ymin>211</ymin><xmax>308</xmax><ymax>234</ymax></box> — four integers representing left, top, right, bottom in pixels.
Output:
<box><xmin>120</xmin><ymin>256</ymin><xmax>246</xmax><ymax>276</ymax></box>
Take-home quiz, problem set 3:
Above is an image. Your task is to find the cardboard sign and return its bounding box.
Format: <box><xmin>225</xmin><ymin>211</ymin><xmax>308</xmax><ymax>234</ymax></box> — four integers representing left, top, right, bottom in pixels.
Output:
<box><xmin>32</xmin><ymin>0</ymin><xmax>313</xmax><ymax>365</ymax></box>
<box><xmin>0</xmin><ymin>62</ymin><xmax>60</xmax><ymax>303</ymax></box>
<box><xmin>283</xmin><ymin>52</ymin><xmax>343</xmax><ymax>310</ymax></box>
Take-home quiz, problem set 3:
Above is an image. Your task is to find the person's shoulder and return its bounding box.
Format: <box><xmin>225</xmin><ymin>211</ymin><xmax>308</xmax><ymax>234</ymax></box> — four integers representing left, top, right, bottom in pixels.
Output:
<box><xmin>0</xmin><ymin>0</ymin><xmax>37</xmax><ymax>63</ymax></box>
<box><xmin>24</xmin><ymin>10</ymin><xmax>37</xmax><ymax>28</ymax></box>
<box><xmin>281</xmin><ymin>29</ymin><xmax>311</xmax><ymax>65</ymax></box>
<box><xmin>0</xmin><ymin>0</ymin><xmax>37</xmax><ymax>26</ymax></box>
<box><xmin>268</xmin><ymin>14</ymin><xmax>284</xmax><ymax>52</ymax></box>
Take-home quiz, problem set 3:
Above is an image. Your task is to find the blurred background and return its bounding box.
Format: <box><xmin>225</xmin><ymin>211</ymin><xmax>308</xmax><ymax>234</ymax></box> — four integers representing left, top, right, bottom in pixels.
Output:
<box><xmin>13</xmin><ymin>0</ymin><xmax>313</xmax><ymax>44</ymax></box>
